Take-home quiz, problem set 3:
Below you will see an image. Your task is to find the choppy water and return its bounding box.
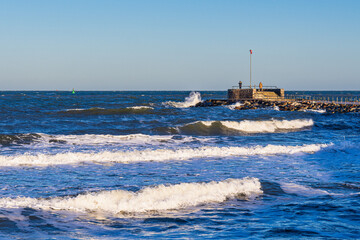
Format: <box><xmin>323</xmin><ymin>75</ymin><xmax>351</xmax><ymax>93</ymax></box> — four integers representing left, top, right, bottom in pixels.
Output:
<box><xmin>0</xmin><ymin>91</ymin><xmax>359</xmax><ymax>239</ymax></box>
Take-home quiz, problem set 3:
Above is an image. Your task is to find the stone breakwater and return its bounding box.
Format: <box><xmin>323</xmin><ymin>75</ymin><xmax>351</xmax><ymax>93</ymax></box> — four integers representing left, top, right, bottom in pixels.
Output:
<box><xmin>195</xmin><ymin>99</ymin><xmax>360</xmax><ymax>113</ymax></box>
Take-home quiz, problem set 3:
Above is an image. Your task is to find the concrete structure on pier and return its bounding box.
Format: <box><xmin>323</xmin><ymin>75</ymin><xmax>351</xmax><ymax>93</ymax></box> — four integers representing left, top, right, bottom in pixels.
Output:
<box><xmin>228</xmin><ymin>84</ymin><xmax>284</xmax><ymax>102</ymax></box>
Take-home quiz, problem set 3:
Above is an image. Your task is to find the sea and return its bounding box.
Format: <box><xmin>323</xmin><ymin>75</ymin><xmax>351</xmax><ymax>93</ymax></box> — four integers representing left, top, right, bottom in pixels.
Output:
<box><xmin>0</xmin><ymin>91</ymin><xmax>359</xmax><ymax>239</ymax></box>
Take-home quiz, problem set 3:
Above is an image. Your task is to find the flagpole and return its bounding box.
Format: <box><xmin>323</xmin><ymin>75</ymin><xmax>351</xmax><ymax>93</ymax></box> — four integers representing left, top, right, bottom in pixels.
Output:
<box><xmin>250</xmin><ymin>49</ymin><xmax>252</xmax><ymax>89</ymax></box>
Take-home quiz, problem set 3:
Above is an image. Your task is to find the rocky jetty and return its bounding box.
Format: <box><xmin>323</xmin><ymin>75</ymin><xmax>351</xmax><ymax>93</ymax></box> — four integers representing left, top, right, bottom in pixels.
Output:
<box><xmin>195</xmin><ymin>99</ymin><xmax>360</xmax><ymax>113</ymax></box>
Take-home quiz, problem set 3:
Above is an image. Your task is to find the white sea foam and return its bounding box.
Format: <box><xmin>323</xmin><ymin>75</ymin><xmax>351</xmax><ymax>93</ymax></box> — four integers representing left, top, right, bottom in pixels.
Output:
<box><xmin>199</xmin><ymin>121</ymin><xmax>215</xmax><ymax>127</ymax></box>
<box><xmin>221</xmin><ymin>119</ymin><xmax>314</xmax><ymax>133</ymax></box>
<box><xmin>126</xmin><ymin>106</ymin><xmax>154</xmax><ymax>110</ymax></box>
<box><xmin>226</xmin><ymin>102</ymin><xmax>244</xmax><ymax>110</ymax></box>
<box><xmin>0</xmin><ymin>178</ymin><xmax>262</xmax><ymax>213</ymax></box>
<box><xmin>301</xmin><ymin>109</ymin><xmax>326</xmax><ymax>114</ymax></box>
<box><xmin>0</xmin><ymin>143</ymin><xmax>329</xmax><ymax>167</ymax></box>
<box><xmin>64</xmin><ymin>108</ymin><xmax>86</xmax><ymax>111</ymax></box>
<box><xmin>64</xmin><ymin>107</ymin><xmax>106</xmax><ymax>112</ymax></box>
<box><xmin>185</xmin><ymin>119</ymin><xmax>314</xmax><ymax>133</ymax></box>
<box><xmin>164</xmin><ymin>92</ymin><xmax>202</xmax><ymax>108</ymax></box>
<box><xmin>272</xmin><ymin>106</ymin><xmax>280</xmax><ymax>111</ymax></box>
<box><xmin>281</xmin><ymin>183</ymin><xmax>330</xmax><ymax>196</ymax></box>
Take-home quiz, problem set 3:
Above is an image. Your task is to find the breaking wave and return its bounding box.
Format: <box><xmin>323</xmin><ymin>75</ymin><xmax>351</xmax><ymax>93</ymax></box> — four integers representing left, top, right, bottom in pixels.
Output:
<box><xmin>164</xmin><ymin>92</ymin><xmax>202</xmax><ymax>108</ymax></box>
<box><xmin>0</xmin><ymin>178</ymin><xmax>262</xmax><ymax>213</ymax></box>
<box><xmin>0</xmin><ymin>133</ymin><xmax>211</xmax><ymax>149</ymax></box>
<box><xmin>1</xmin><ymin>133</ymin><xmax>215</xmax><ymax>151</ymax></box>
<box><xmin>40</xmin><ymin>133</ymin><xmax>199</xmax><ymax>146</ymax></box>
<box><xmin>178</xmin><ymin>119</ymin><xmax>314</xmax><ymax>135</ymax></box>
<box><xmin>0</xmin><ymin>143</ymin><xmax>329</xmax><ymax>167</ymax></box>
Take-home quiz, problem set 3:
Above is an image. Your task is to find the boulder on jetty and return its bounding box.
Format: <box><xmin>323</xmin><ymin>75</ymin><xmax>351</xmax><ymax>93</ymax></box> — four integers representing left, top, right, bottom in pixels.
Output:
<box><xmin>195</xmin><ymin>99</ymin><xmax>360</xmax><ymax>113</ymax></box>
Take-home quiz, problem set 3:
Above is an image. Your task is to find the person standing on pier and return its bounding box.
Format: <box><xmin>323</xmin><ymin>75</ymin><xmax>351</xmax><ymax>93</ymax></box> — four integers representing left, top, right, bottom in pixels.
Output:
<box><xmin>239</xmin><ymin>81</ymin><xmax>242</xmax><ymax>89</ymax></box>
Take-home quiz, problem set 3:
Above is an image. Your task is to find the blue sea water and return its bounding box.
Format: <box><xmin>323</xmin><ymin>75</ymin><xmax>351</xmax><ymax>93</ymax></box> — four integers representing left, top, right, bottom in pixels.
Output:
<box><xmin>0</xmin><ymin>91</ymin><xmax>359</xmax><ymax>239</ymax></box>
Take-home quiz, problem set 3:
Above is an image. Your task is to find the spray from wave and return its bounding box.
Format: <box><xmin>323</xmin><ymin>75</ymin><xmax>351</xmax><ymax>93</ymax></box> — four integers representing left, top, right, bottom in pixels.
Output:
<box><xmin>272</xmin><ymin>106</ymin><xmax>280</xmax><ymax>111</ymax></box>
<box><xmin>178</xmin><ymin>119</ymin><xmax>314</xmax><ymax>135</ymax></box>
<box><xmin>0</xmin><ymin>143</ymin><xmax>329</xmax><ymax>167</ymax></box>
<box><xmin>226</xmin><ymin>102</ymin><xmax>244</xmax><ymax>110</ymax></box>
<box><xmin>164</xmin><ymin>92</ymin><xmax>202</xmax><ymax>108</ymax></box>
<box><xmin>0</xmin><ymin>178</ymin><xmax>262</xmax><ymax>213</ymax></box>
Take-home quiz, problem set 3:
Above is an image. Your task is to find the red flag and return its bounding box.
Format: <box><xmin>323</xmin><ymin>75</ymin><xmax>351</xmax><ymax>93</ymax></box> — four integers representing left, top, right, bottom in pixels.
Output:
<box><xmin>250</xmin><ymin>49</ymin><xmax>253</xmax><ymax>54</ymax></box>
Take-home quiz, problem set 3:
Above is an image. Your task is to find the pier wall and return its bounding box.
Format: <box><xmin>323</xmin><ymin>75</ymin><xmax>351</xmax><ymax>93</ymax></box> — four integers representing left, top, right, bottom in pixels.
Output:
<box><xmin>228</xmin><ymin>88</ymin><xmax>284</xmax><ymax>101</ymax></box>
<box><xmin>271</xmin><ymin>89</ymin><xmax>284</xmax><ymax>97</ymax></box>
<box><xmin>228</xmin><ymin>89</ymin><xmax>256</xmax><ymax>101</ymax></box>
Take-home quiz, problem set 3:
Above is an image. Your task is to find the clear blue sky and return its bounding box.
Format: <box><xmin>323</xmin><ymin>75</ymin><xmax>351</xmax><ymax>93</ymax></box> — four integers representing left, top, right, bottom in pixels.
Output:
<box><xmin>1</xmin><ymin>0</ymin><xmax>359</xmax><ymax>90</ymax></box>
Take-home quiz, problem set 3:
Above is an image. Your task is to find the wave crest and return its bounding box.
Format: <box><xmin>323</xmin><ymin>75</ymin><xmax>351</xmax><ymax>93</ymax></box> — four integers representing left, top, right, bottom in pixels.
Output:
<box><xmin>178</xmin><ymin>119</ymin><xmax>314</xmax><ymax>135</ymax></box>
<box><xmin>1</xmin><ymin>133</ymin><xmax>214</xmax><ymax>150</ymax></box>
<box><xmin>0</xmin><ymin>143</ymin><xmax>329</xmax><ymax>167</ymax></box>
<box><xmin>41</xmin><ymin>133</ymin><xmax>197</xmax><ymax>146</ymax></box>
<box><xmin>126</xmin><ymin>106</ymin><xmax>154</xmax><ymax>110</ymax></box>
<box><xmin>0</xmin><ymin>178</ymin><xmax>262</xmax><ymax>213</ymax></box>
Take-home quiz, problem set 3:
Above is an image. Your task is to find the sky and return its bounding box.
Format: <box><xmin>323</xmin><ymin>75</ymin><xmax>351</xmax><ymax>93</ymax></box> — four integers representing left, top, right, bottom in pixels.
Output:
<box><xmin>0</xmin><ymin>0</ymin><xmax>359</xmax><ymax>91</ymax></box>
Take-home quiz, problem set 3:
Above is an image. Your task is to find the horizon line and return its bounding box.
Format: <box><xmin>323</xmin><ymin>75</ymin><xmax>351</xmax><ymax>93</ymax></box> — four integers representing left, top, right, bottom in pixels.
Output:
<box><xmin>1</xmin><ymin>89</ymin><xmax>360</xmax><ymax>92</ymax></box>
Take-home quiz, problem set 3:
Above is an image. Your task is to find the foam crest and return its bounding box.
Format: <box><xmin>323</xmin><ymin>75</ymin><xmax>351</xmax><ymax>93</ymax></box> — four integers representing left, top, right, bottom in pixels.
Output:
<box><xmin>64</xmin><ymin>108</ymin><xmax>87</xmax><ymax>111</ymax></box>
<box><xmin>0</xmin><ymin>178</ymin><xmax>262</xmax><ymax>213</ymax></box>
<box><xmin>126</xmin><ymin>106</ymin><xmax>154</xmax><ymax>110</ymax></box>
<box><xmin>221</xmin><ymin>119</ymin><xmax>314</xmax><ymax>133</ymax></box>
<box><xmin>184</xmin><ymin>119</ymin><xmax>314</xmax><ymax>133</ymax></box>
<box><xmin>164</xmin><ymin>92</ymin><xmax>202</xmax><ymax>108</ymax></box>
<box><xmin>301</xmin><ymin>109</ymin><xmax>326</xmax><ymax>113</ymax></box>
<box><xmin>0</xmin><ymin>143</ymin><xmax>329</xmax><ymax>167</ymax></box>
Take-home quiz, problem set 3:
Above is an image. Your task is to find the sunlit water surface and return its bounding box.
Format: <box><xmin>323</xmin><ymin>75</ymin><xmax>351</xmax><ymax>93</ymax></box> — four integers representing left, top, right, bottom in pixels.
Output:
<box><xmin>0</xmin><ymin>91</ymin><xmax>359</xmax><ymax>239</ymax></box>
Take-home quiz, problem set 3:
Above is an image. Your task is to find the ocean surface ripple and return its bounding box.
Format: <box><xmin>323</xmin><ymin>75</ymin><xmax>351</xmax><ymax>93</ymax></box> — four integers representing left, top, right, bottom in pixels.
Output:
<box><xmin>0</xmin><ymin>91</ymin><xmax>359</xmax><ymax>239</ymax></box>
